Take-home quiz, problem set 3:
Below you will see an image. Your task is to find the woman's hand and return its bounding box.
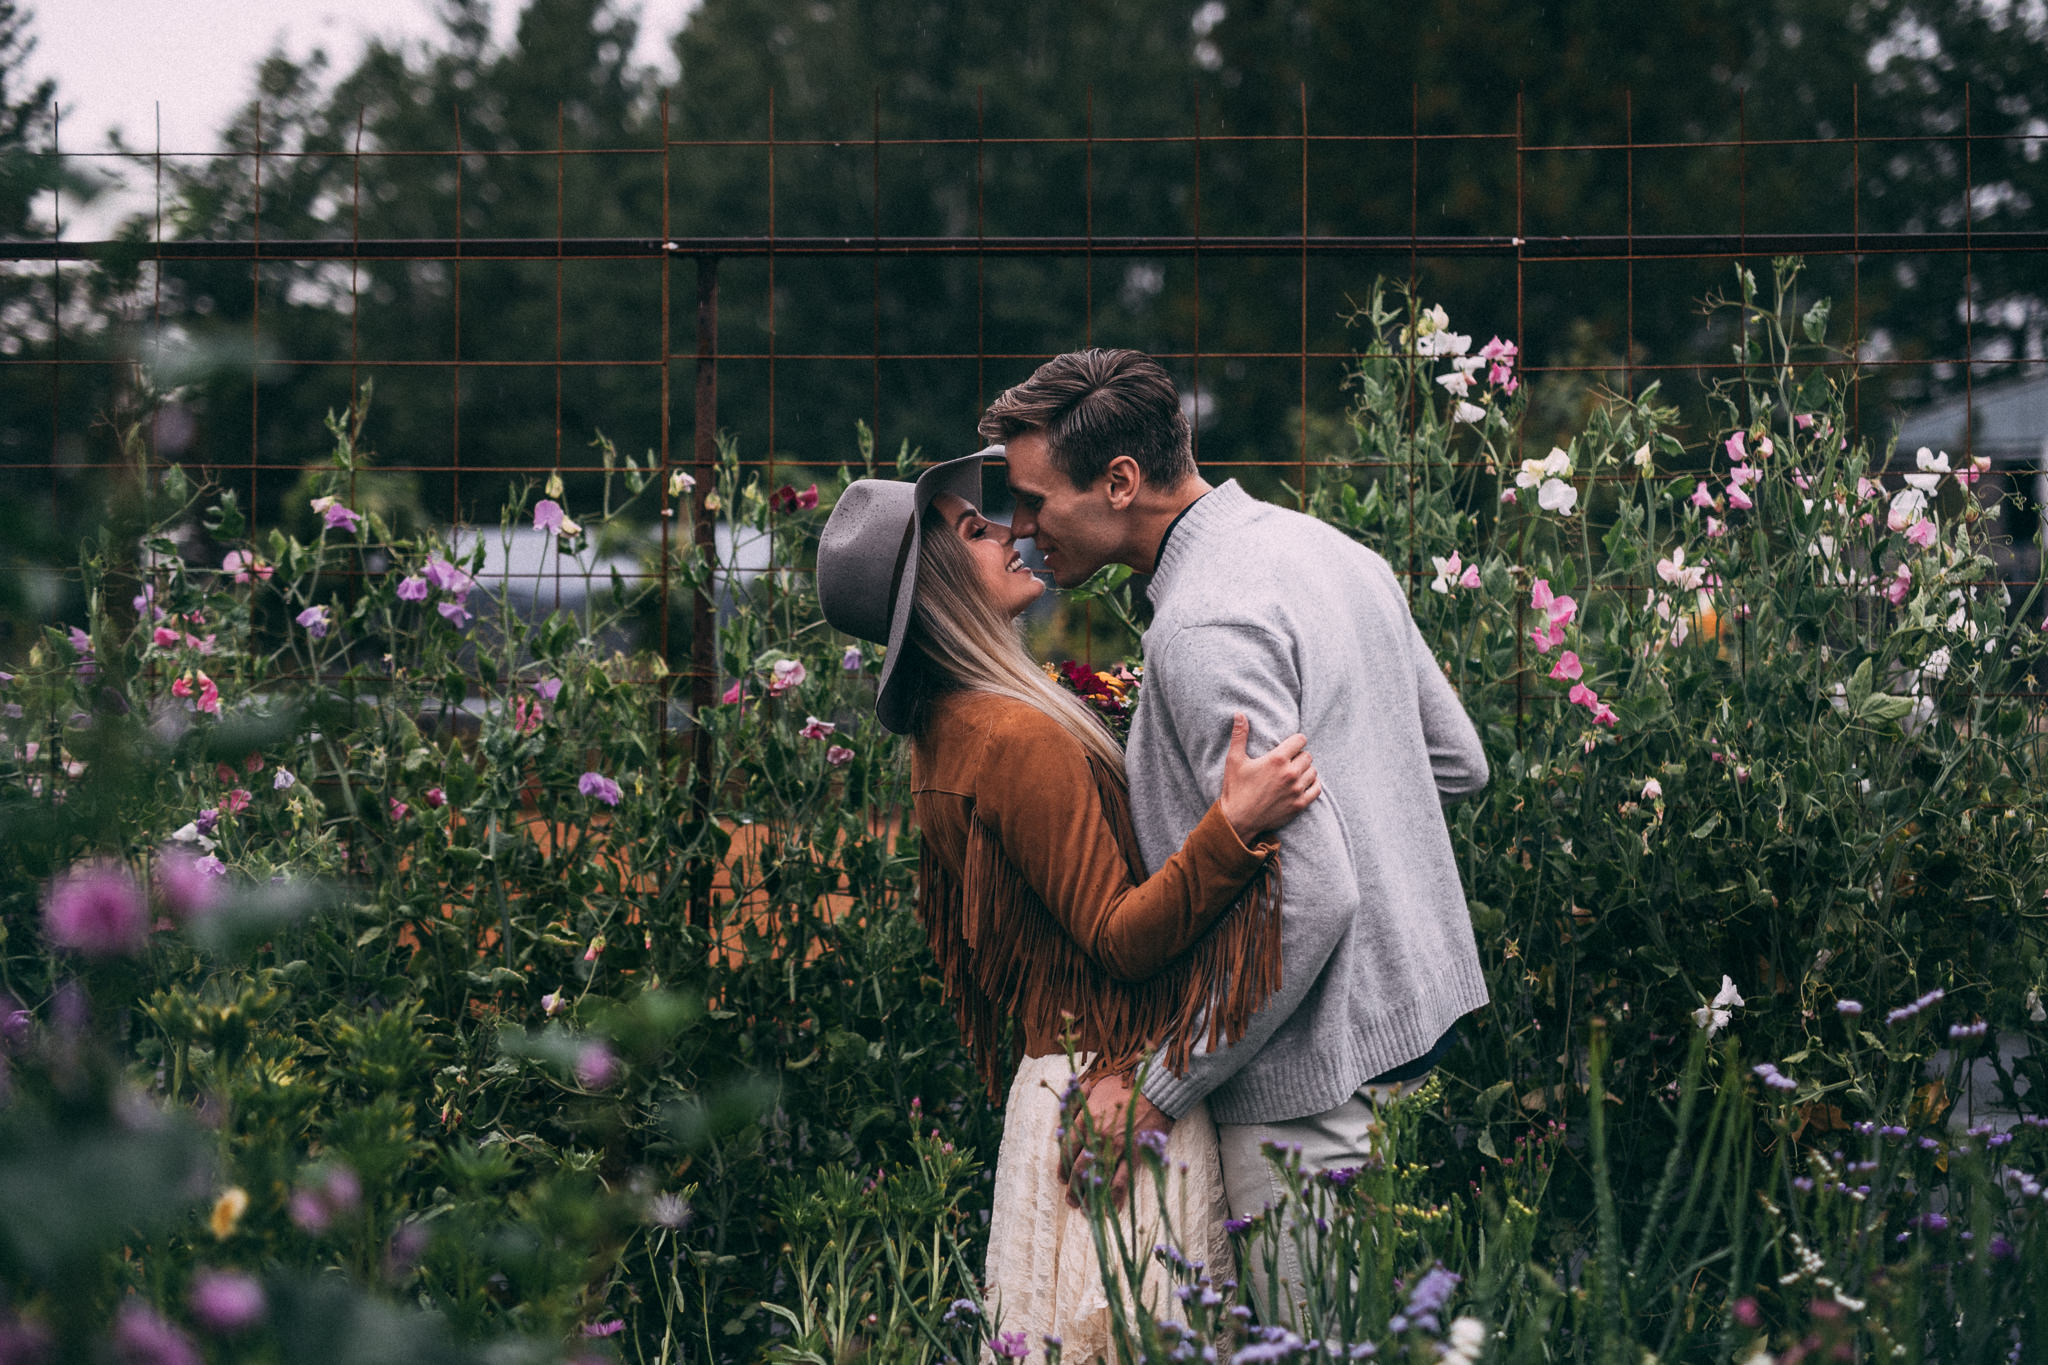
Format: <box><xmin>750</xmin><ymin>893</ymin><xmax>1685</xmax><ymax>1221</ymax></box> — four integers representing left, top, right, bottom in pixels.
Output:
<box><xmin>1218</xmin><ymin>713</ymin><xmax>1321</xmax><ymax>841</ymax></box>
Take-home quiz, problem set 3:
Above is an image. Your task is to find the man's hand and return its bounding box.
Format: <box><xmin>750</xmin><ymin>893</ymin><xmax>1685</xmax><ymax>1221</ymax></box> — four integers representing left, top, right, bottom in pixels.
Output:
<box><xmin>1059</xmin><ymin>1071</ymin><xmax>1174</xmax><ymax>1210</ymax></box>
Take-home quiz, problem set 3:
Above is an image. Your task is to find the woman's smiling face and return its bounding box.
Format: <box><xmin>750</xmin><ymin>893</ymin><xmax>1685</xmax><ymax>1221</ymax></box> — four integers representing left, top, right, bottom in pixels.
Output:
<box><xmin>931</xmin><ymin>493</ymin><xmax>1045</xmax><ymax>620</ymax></box>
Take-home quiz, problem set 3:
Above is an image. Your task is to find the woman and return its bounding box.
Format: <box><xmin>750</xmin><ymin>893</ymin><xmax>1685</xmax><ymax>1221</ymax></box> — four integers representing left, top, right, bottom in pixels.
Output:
<box><xmin>817</xmin><ymin>451</ymin><xmax>1320</xmax><ymax>1361</ymax></box>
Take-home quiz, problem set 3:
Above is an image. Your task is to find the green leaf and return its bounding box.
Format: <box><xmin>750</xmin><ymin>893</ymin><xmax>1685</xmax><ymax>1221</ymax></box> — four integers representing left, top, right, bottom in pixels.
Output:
<box><xmin>1689</xmin><ymin>812</ymin><xmax>1723</xmax><ymax>840</ymax></box>
<box><xmin>1846</xmin><ymin>658</ymin><xmax>1873</xmax><ymax>712</ymax></box>
<box><xmin>1801</xmin><ymin>298</ymin><xmax>1832</xmax><ymax>343</ymax></box>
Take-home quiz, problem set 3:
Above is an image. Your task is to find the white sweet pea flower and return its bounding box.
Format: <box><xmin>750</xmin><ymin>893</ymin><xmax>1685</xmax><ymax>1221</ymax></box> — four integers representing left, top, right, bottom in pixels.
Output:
<box><xmin>1887</xmin><ymin>487</ymin><xmax>1928</xmax><ymax>532</ymax></box>
<box><xmin>1921</xmin><ymin>646</ymin><xmax>1951</xmax><ymax>681</ymax></box>
<box><xmin>1642</xmin><ymin>777</ymin><xmax>1663</xmax><ymax>800</ymax></box>
<box><xmin>1631</xmin><ymin>442</ymin><xmax>1652</xmax><ymax>468</ymax></box>
<box><xmin>1537</xmin><ymin>478</ymin><xmax>1578</xmax><ymax>514</ymax></box>
<box><xmin>169</xmin><ymin>822</ymin><xmax>218</xmax><ymax>853</ymax></box>
<box><xmin>1443</xmin><ymin>1317</ymin><xmax>1487</xmax><ymax>1364</ymax></box>
<box><xmin>1453</xmin><ymin>400</ymin><xmax>1485</xmax><ymax>424</ymax></box>
<box><xmin>1693</xmin><ymin>975</ymin><xmax>1745</xmax><ymax>1036</ymax></box>
<box><xmin>1436</xmin><ymin>369</ymin><xmax>1473</xmax><ymax>398</ymax></box>
<box><xmin>1656</xmin><ymin>545</ymin><xmax>1706</xmax><ymax>592</ymax></box>
<box><xmin>1903</xmin><ymin>446</ymin><xmax>1950</xmax><ymax>493</ymax></box>
<box><xmin>2029</xmin><ymin>987</ymin><xmax>2046</xmax><ymax>1024</ymax></box>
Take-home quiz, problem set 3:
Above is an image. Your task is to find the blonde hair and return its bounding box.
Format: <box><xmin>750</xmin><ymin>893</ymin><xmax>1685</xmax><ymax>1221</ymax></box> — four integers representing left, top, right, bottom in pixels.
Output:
<box><xmin>905</xmin><ymin>508</ymin><xmax>1126</xmax><ymax>772</ymax></box>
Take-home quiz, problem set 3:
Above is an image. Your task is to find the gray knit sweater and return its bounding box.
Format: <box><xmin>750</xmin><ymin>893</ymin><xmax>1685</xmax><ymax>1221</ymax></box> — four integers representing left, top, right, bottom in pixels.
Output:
<box><xmin>1130</xmin><ymin>481</ymin><xmax>1490</xmax><ymax>1125</ymax></box>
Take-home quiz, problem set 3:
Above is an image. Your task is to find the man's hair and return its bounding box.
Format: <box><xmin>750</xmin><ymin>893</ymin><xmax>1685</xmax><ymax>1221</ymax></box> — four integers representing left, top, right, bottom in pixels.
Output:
<box><xmin>976</xmin><ymin>348</ymin><xmax>1195</xmax><ymax>489</ymax></box>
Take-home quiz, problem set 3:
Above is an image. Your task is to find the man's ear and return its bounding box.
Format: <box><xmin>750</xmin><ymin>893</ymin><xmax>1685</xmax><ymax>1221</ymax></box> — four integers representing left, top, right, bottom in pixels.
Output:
<box><xmin>1103</xmin><ymin>455</ymin><xmax>1143</xmax><ymax>511</ymax></box>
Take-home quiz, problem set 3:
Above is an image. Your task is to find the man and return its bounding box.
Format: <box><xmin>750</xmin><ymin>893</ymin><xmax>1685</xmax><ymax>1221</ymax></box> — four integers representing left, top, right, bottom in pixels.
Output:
<box><xmin>978</xmin><ymin>347</ymin><xmax>1490</xmax><ymax>1326</ymax></box>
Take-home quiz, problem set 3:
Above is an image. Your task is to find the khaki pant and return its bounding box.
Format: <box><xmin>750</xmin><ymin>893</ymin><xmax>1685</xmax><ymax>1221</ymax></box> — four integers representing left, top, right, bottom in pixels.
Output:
<box><xmin>1215</xmin><ymin>1077</ymin><xmax>1426</xmax><ymax>1331</ymax></box>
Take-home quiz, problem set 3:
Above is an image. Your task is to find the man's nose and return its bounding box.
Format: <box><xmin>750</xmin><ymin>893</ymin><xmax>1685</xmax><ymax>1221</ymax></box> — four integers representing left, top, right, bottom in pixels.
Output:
<box><xmin>1009</xmin><ymin>506</ymin><xmax>1036</xmax><ymax>538</ymax></box>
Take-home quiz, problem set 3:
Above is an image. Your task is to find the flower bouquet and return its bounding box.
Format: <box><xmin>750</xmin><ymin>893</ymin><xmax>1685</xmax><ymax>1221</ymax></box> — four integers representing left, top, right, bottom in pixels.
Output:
<box><xmin>1047</xmin><ymin>660</ymin><xmax>1140</xmax><ymax>743</ymax></box>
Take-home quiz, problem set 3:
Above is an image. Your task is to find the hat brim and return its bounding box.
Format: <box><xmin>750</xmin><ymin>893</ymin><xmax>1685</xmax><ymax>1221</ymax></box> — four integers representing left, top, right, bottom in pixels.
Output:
<box><xmin>872</xmin><ymin>448</ymin><xmax>998</xmax><ymax>734</ymax></box>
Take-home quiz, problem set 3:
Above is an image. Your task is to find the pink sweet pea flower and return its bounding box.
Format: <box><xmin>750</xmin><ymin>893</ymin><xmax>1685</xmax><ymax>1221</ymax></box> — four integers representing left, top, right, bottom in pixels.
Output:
<box><xmin>1499</xmin><ymin>488</ymin><xmax>1517</xmax><ymax>504</ymax></box>
<box><xmin>1905</xmin><ymin>519</ymin><xmax>1937</xmax><ymax>548</ymax></box>
<box><xmin>721</xmin><ymin>679</ymin><xmax>745</xmax><ymax>705</ymax></box>
<box><xmin>1530</xmin><ymin>619</ymin><xmax>1566</xmax><ymax>654</ymax></box>
<box><xmin>1957</xmin><ymin>454</ymin><xmax>1991</xmax><ymax>487</ymax></box>
<box><xmin>1548</xmin><ymin>651</ymin><xmax>1583</xmax><ymax>682</ymax></box>
<box><xmin>578</xmin><ymin>771</ymin><xmax>623</xmax><ymax>806</ymax></box>
<box><xmin>1884</xmin><ymin>564</ymin><xmax>1912</xmax><ymax>606</ymax></box>
<box><xmin>1728</xmin><ymin>464</ymin><xmax>1762</xmax><ymax>487</ymax></box>
<box><xmin>172</xmin><ymin>671</ymin><xmax>222</xmax><ymax>715</ymax></box>
<box><xmin>799</xmin><ymin>715</ymin><xmax>836</xmax><ymax>740</ymax></box>
<box><xmin>222</xmin><ymin>550</ymin><xmax>273</xmax><ymax>584</ymax></box>
<box><xmin>1755</xmin><ymin>434</ymin><xmax>1773</xmax><ymax>459</ymax></box>
<box><xmin>1690</xmin><ymin>481</ymin><xmax>1714</xmax><ymax>509</ymax></box>
<box><xmin>1591</xmin><ymin>702</ymin><xmax>1618</xmax><ymax>726</ymax></box>
<box><xmin>826</xmin><ymin>745</ymin><xmax>855</xmax><ymax>767</ymax></box>
<box><xmin>1705</xmin><ymin>517</ymin><xmax>1726</xmax><ymax>538</ymax></box>
<box><xmin>534</xmin><ymin>499</ymin><xmax>564</xmax><ymax>532</ymax></box>
<box><xmin>388</xmin><ymin>797</ymin><xmax>410</xmax><ymax>822</ymax></box>
<box><xmin>1856</xmin><ymin>476</ymin><xmax>1883</xmax><ymax>501</ymax></box>
<box><xmin>221</xmin><ymin>788</ymin><xmax>251</xmax><ymax>816</ymax></box>
<box><xmin>43</xmin><ymin>860</ymin><xmax>150</xmax><ymax>958</ymax></box>
<box><xmin>1567</xmin><ymin>682</ymin><xmax>1598</xmax><ymax>708</ymax></box>
<box><xmin>1724</xmin><ymin>432</ymin><xmax>1747</xmax><ymax>462</ymax></box>
<box><xmin>424</xmin><ymin>786</ymin><xmax>446</xmax><ymax>808</ymax></box>
<box><xmin>768</xmin><ymin>659</ymin><xmax>807</xmax><ymax>695</ymax></box>
<box><xmin>512</xmin><ymin>696</ymin><xmax>544</xmax><ymax>734</ymax></box>
<box><xmin>1790</xmin><ymin>468</ymin><xmax>1811</xmax><ymax>491</ymax></box>
<box><xmin>1727</xmin><ymin>485</ymin><xmax>1754</xmax><ymax>511</ymax></box>
<box><xmin>1794</xmin><ymin>413</ymin><xmax>1814</xmax><ymax>430</ymax></box>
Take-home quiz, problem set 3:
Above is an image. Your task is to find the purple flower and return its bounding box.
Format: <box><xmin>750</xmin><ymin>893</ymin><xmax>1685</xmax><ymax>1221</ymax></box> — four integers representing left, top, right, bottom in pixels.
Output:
<box><xmin>0</xmin><ymin>1316</ymin><xmax>52</xmax><ymax>1364</ymax></box>
<box><xmin>43</xmin><ymin>860</ymin><xmax>149</xmax><ymax>958</ymax></box>
<box><xmin>578</xmin><ymin>772</ymin><xmax>623</xmax><ymax>807</ymax></box>
<box><xmin>188</xmin><ymin>1269</ymin><xmax>266</xmax><ymax>1334</ymax></box>
<box><xmin>321</xmin><ymin>1165</ymin><xmax>362</xmax><ymax>1215</ymax></box>
<box><xmin>395</xmin><ymin>575</ymin><xmax>430</xmax><ymax>603</ymax></box>
<box><xmin>825</xmin><ymin>745</ymin><xmax>855</xmax><ymax>767</ymax></box>
<box><xmin>582</xmin><ymin>1320</ymin><xmax>625</xmax><ymax>1338</ymax></box>
<box><xmin>314</xmin><ymin>499</ymin><xmax>361</xmax><ymax>534</ymax></box>
<box><xmin>841</xmin><ymin>645</ymin><xmax>864</xmax><ymax>671</ymax></box>
<box><xmin>1836</xmin><ymin>1000</ymin><xmax>1863</xmax><ymax>1016</ymax></box>
<box><xmin>288</xmin><ymin>1188</ymin><xmax>331</xmax><ymax>1234</ymax></box>
<box><xmin>296</xmin><ymin>605</ymin><xmax>331</xmax><ymax>639</ymax></box>
<box><xmin>273</xmin><ymin>768</ymin><xmax>296</xmax><ymax>791</ymax></box>
<box><xmin>422</xmin><ymin>556</ymin><xmax>474</xmax><ymax>598</ymax></box>
<box><xmin>193</xmin><ymin>808</ymin><xmax>221</xmax><ymax>837</ymax></box>
<box><xmin>133</xmin><ymin>584</ymin><xmax>164</xmax><ymax>621</ymax></box>
<box><xmin>436</xmin><ymin>601</ymin><xmax>472</xmax><ymax>629</ymax></box>
<box><xmin>1400</xmin><ymin>1264</ymin><xmax>1460</xmax><ymax>1332</ymax></box>
<box><xmin>533</xmin><ymin>499</ymin><xmax>566</xmax><ymax>533</ymax></box>
<box><xmin>532</xmin><ymin>677</ymin><xmax>563</xmax><ymax>702</ymax></box>
<box><xmin>574</xmin><ymin>1041</ymin><xmax>619</xmax><ymax>1089</ymax></box>
<box><xmin>991</xmin><ymin>1331</ymin><xmax>1031</xmax><ymax>1359</ymax></box>
<box><xmin>154</xmin><ymin>847</ymin><xmax>225</xmax><ymax>922</ymax></box>
<box><xmin>109</xmin><ymin>1301</ymin><xmax>201</xmax><ymax>1365</ymax></box>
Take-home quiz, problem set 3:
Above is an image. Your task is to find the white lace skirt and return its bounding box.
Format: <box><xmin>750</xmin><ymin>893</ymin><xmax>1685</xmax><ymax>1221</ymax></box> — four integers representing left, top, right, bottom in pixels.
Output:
<box><xmin>982</xmin><ymin>1053</ymin><xmax>1232</xmax><ymax>1365</ymax></box>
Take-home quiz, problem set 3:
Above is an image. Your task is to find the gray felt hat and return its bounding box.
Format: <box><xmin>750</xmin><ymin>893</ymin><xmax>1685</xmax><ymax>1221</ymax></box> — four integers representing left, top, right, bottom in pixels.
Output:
<box><xmin>817</xmin><ymin>449</ymin><xmax>995</xmax><ymax>734</ymax></box>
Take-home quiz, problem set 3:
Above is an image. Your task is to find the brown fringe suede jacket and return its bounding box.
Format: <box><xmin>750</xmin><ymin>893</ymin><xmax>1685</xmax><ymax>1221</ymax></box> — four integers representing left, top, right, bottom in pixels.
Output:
<box><xmin>911</xmin><ymin>689</ymin><xmax>1284</xmax><ymax>1100</ymax></box>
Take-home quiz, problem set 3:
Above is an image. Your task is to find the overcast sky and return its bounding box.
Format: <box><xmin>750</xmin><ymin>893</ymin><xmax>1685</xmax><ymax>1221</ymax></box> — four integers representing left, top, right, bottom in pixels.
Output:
<box><xmin>26</xmin><ymin>0</ymin><xmax>698</xmax><ymax>235</ymax></box>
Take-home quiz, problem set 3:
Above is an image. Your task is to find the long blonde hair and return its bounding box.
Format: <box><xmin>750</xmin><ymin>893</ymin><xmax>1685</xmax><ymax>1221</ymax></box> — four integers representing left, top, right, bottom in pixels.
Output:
<box><xmin>905</xmin><ymin>507</ymin><xmax>1126</xmax><ymax>772</ymax></box>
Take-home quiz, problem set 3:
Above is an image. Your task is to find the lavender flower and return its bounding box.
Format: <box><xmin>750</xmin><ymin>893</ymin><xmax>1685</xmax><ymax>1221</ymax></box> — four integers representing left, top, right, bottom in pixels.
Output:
<box><xmin>533</xmin><ymin>677</ymin><xmax>563</xmax><ymax>701</ymax></box>
<box><xmin>154</xmin><ymin>846</ymin><xmax>225</xmax><ymax>922</ymax></box>
<box><xmin>436</xmin><ymin>601</ymin><xmax>472</xmax><ymax>629</ymax></box>
<box><xmin>295</xmin><ymin>605</ymin><xmax>331</xmax><ymax>639</ymax></box>
<box><xmin>395</xmin><ymin>575</ymin><xmax>430</xmax><ymax>602</ymax></box>
<box><xmin>422</xmin><ymin>556</ymin><xmax>475</xmax><ymax>597</ymax></box>
<box><xmin>574</xmin><ymin>1041</ymin><xmax>619</xmax><ymax>1089</ymax></box>
<box><xmin>578</xmin><ymin>772</ymin><xmax>623</xmax><ymax>807</ymax></box>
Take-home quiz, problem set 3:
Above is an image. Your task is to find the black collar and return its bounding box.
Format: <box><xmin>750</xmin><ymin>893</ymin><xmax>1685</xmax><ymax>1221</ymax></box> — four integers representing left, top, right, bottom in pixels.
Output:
<box><xmin>1152</xmin><ymin>492</ymin><xmax>1208</xmax><ymax>572</ymax></box>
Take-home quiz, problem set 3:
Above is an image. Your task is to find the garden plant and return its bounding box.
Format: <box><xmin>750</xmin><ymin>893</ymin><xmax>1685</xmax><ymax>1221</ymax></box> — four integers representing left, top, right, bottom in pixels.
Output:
<box><xmin>3</xmin><ymin>261</ymin><xmax>2047</xmax><ymax>1363</ymax></box>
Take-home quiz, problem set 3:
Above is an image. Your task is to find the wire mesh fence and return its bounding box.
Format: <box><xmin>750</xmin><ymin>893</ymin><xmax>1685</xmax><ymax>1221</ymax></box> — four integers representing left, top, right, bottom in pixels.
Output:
<box><xmin>6</xmin><ymin>85</ymin><xmax>2048</xmax><ymax>726</ymax></box>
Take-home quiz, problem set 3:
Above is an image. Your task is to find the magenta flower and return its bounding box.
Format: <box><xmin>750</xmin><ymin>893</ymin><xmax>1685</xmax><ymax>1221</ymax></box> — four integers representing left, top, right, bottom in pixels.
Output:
<box><xmin>533</xmin><ymin>677</ymin><xmax>563</xmax><ymax>701</ymax></box>
<box><xmin>721</xmin><ymin>679</ymin><xmax>745</xmax><ymax>705</ymax></box>
<box><xmin>188</xmin><ymin>1269</ymin><xmax>266</xmax><ymax>1335</ymax></box>
<box><xmin>296</xmin><ymin>605</ymin><xmax>331</xmax><ymax>639</ymax></box>
<box><xmin>1567</xmin><ymin>682</ymin><xmax>1599</xmax><ymax>709</ymax></box>
<box><xmin>1689</xmin><ymin>481</ymin><xmax>1714</xmax><ymax>509</ymax></box>
<box><xmin>395</xmin><ymin>575</ymin><xmax>429</xmax><ymax>603</ymax></box>
<box><xmin>1548</xmin><ymin>651</ymin><xmax>1582</xmax><ymax>682</ymax></box>
<box><xmin>221</xmin><ymin>788</ymin><xmax>251</xmax><ymax>816</ymax></box>
<box><xmin>579</xmin><ymin>772</ymin><xmax>623</xmax><ymax>807</ymax></box>
<box><xmin>43</xmin><ymin>861</ymin><xmax>149</xmax><ymax>958</ymax></box>
<box><xmin>436</xmin><ymin>601</ymin><xmax>472</xmax><ymax>629</ymax></box>
<box><xmin>110</xmin><ymin>1301</ymin><xmax>201</xmax><ymax>1365</ymax></box>
<box><xmin>388</xmin><ymin>797</ymin><xmax>410</xmax><ymax>822</ymax></box>
<box><xmin>1590</xmin><ymin>702</ymin><xmax>1618</xmax><ymax>726</ymax></box>
<box><xmin>422</xmin><ymin>556</ymin><xmax>475</xmax><ymax>597</ymax></box>
<box><xmin>826</xmin><ymin>745</ymin><xmax>855</xmax><ymax>767</ymax></box>
<box><xmin>424</xmin><ymin>787</ymin><xmax>446</xmax><ymax>809</ymax></box>
<box><xmin>574</xmin><ymin>1040</ymin><xmax>619</xmax><ymax>1088</ymax></box>
<box><xmin>991</xmin><ymin>1331</ymin><xmax>1031</xmax><ymax>1359</ymax></box>
<box><xmin>155</xmin><ymin>847</ymin><xmax>225</xmax><ymax>922</ymax></box>
<box><xmin>583</xmin><ymin>1319</ymin><xmax>626</xmax><ymax>1338</ymax></box>
<box><xmin>799</xmin><ymin>715</ymin><xmax>836</xmax><ymax>740</ymax></box>
<box><xmin>171</xmin><ymin>671</ymin><xmax>222</xmax><ymax>715</ymax></box>
<box><xmin>513</xmin><ymin>696</ymin><xmax>544</xmax><ymax>734</ymax></box>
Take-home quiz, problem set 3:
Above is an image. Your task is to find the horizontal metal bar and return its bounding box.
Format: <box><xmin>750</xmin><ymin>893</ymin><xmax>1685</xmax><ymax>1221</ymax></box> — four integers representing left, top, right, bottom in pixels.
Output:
<box><xmin>7</xmin><ymin>230</ymin><xmax>2048</xmax><ymax>263</ymax></box>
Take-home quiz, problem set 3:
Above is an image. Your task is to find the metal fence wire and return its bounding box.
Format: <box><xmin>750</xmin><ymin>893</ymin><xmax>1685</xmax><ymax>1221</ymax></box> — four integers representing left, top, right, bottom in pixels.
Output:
<box><xmin>7</xmin><ymin>86</ymin><xmax>2048</xmax><ymax>743</ymax></box>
